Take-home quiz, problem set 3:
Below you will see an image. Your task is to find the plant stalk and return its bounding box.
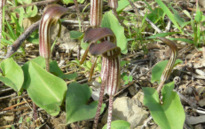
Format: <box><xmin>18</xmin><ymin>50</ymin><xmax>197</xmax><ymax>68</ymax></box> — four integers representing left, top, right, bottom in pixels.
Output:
<box><xmin>93</xmin><ymin>78</ymin><xmax>106</xmax><ymax>129</ymax></box>
<box><xmin>156</xmin><ymin>38</ymin><xmax>178</xmax><ymax>93</ymax></box>
<box><xmin>90</xmin><ymin>0</ymin><xmax>102</xmax><ymax>27</ymax></box>
<box><xmin>107</xmin><ymin>95</ymin><xmax>113</xmax><ymax>129</ymax></box>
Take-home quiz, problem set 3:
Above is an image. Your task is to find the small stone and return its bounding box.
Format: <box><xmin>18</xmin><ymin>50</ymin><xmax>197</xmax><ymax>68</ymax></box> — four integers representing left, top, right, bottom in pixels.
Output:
<box><xmin>184</xmin><ymin>87</ymin><xmax>193</xmax><ymax>95</ymax></box>
<box><xmin>50</xmin><ymin>112</ymin><xmax>66</xmax><ymax>129</ymax></box>
<box><xmin>195</xmin><ymin>124</ymin><xmax>203</xmax><ymax>129</ymax></box>
<box><xmin>182</xmin><ymin>75</ymin><xmax>189</xmax><ymax>80</ymax></box>
<box><xmin>186</xmin><ymin>115</ymin><xmax>205</xmax><ymax>125</ymax></box>
<box><xmin>195</xmin><ymin>86</ymin><xmax>205</xmax><ymax>96</ymax></box>
<box><xmin>128</xmin><ymin>86</ymin><xmax>137</xmax><ymax>96</ymax></box>
<box><xmin>198</xmin><ymin>98</ymin><xmax>205</xmax><ymax>107</ymax></box>
<box><xmin>199</xmin><ymin>0</ymin><xmax>205</xmax><ymax>8</ymax></box>
<box><xmin>178</xmin><ymin>84</ymin><xmax>186</xmax><ymax>94</ymax></box>
<box><xmin>102</xmin><ymin>96</ymin><xmax>148</xmax><ymax>128</ymax></box>
<box><xmin>173</xmin><ymin>76</ymin><xmax>181</xmax><ymax>85</ymax></box>
<box><xmin>3</xmin><ymin>116</ymin><xmax>14</xmax><ymax>121</ymax></box>
<box><xmin>132</xmin><ymin>91</ymin><xmax>144</xmax><ymax>105</ymax></box>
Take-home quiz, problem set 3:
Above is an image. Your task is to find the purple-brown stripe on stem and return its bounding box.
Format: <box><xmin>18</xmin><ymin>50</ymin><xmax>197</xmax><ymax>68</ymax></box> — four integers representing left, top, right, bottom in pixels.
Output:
<box><xmin>90</xmin><ymin>0</ymin><xmax>102</xmax><ymax>27</ymax></box>
<box><xmin>83</xmin><ymin>28</ymin><xmax>120</xmax><ymax>129</ymax></box>
<box><xmin>39</xmin><ymin>4</ymin><xmax>68</xmax><ymax>59</ymax></box>
<box><xmin>157</xmin><ymin>37</ymin><xmax>178</xmax><ymax>93</ymax></box>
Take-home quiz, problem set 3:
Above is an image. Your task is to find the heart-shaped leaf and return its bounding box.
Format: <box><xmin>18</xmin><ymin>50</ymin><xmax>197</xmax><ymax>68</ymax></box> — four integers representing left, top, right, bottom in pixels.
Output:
<box><xmin>143</xmin><ymin>82</ymin><xmax>185</xmax><ymax>129</ymax></box>
<box><xmin>0</xmin><ymin>58</ymin><xmax>24</xmax><ymax>92</ymax></box>
<box><xmin>151</xmin><ymin>59</ymin><xmax>183</xmax><ymax>83</ymax></box>
<box><xmin>102</xmin><ymin>120</ymin><xmax>131</xmax><ymax>129</ymax></box>
<box><xmin>66</xmin><ymin>82</ymin><xmax>105</xmax><ymax>124</ymax></box>
<box><xmin>69</xmin><ymin>31</ymin><xmax>84</xmax><ymax>39</ymax></box>
<box><xmin>23</xmin><ymin>61</ymin><xmax>67</xmax><ymax>116</ymax></box>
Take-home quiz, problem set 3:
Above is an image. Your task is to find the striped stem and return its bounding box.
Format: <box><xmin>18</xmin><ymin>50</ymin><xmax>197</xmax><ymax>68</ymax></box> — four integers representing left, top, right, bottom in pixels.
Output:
<box><xmin>90</xmin><ymin>0</ymin><xmax>102</xmax><ymax>27</ymax></box>
<box><xmin>105</xmin><ymin>51</ymin><xmax>120</xmax><ymax>95</ymax></box>
<box><xmin>83</xmin><ymin>28</ymin><xmax>120</xmax><ymax>129</ymax></box>
<box><xmin>93</xmin><ymin>57</ymin><xmax>108</xmax><ymax>129</ymax></box>
<box><xmin>157</xmin><ymin>37</ymin><xmax>178</xmax><ymax>93</ymax></box>
<box><xmin>39</xmin><ymin>4</ymin><xmax>68</xmax><ymax>71</ymax></box>
<box><xmin>107</xmin><ymin>95</ymin><xmax>114</xmax><ymax>129</ymax></box>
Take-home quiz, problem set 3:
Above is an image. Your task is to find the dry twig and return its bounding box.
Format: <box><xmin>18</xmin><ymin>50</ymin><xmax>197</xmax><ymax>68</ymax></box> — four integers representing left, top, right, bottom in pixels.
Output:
<box><xmin>5</xmin><ymin>20</ymin><xmax>40</xmax><ymax>58</ymax></box>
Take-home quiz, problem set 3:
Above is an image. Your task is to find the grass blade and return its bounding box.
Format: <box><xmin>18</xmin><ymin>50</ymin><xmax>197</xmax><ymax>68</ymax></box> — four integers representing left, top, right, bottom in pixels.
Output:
<box><xmin>155</xmin><ymin>0</ymin><xmax>183</xmax><ymax>33</ymax></box>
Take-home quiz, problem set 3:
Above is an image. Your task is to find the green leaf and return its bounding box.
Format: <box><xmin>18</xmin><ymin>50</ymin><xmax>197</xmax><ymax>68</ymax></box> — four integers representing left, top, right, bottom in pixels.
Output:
<box><xmin>81</xmin><ymin>40</ymin><xmax>89</xmax><ymax>50</ymax></box>
<box><xmin>0</xmin><ymin>58</ymin><xmax>24</xmax><ymax>91</ymax></box>
<box><xmin>155</xmin><ymin>0</ymin><xmax>182</xmax><ymax>32</ymax></box>
<box><xmin>117</xmin><ymin>0</ymin><xmax>138</xmax><ymax>12</ymax></box>
<box><xmin>22</xmin><ymin>57</ymin><xmax>46</xmax><ymax>74</ymax></box>
<box><xmin>69</xmin><ymin>31</ymin><xmax>83</xmax><ymax>39</ymax></box>
<box><xmin>61</xmin><ymin>0</ymin><xmax>85</xmax><ymax>5</ymax></box>
<box><xmin>27</xmin><ymin>32</ymin><xmax>39</xmax><ymax>44</ymax></box>
<box><xmin>25</xmin><ymin>5</ymin><xmax>38</xmax><ymax>18</ymax></box>
<box><xmin>17</xmin><ymin>0</ymin><xmax>32</xmax><ymax>4</ymax></box>
<box><xmin>147</xmin><ymin>8</ymin><xmax>164</xmax><ymax>23</ymax></box>
<box><xmin>0</xmin><ymin>76</ymin><xmax>16</xmax><ymax>90</ymax></box>
<box><xmin>11</xmin><ymin>14</ymin><xmax>23</xmax><ymax>36</ymax></box>
<box><xmin>6</xmin><ymin>21</ymin><xmax>17</xmax><ymax>40</ymax></box>
<box><xmin>103</xmin><ymin>120</ymin><xmax>131</xmax><ymax>129</ymax></box>
<box><xmin>101</xmin><ymin>11</ymin><xmax>127</xmax><ymax>54</ymax></box>
<box><xmin>66</xmin><ymin>82</ymin><xmax>105</xmax><ymax>124</ymax></box>
<box><xmin>14</xmin><ymin>7</ymin><xmax>25</xmax><ymax>26</ymax></box>
<box><xmin>169</xmin><ymin>38</ymin><xmax>194</xmax><ymax>44</ymax></box>
<box><xmin>151</xmin><ymin>59</ymin><xmax>183</xmax><ymax>83</ymax></box>
<box><xmin>143</xmin><ymin>82</ymin><xmax>185</xmax><ymax>129</ymax></box>
<box><xmin>1</xmin><ymin>38</ymin><xmax>13</xmax><ymax>45</ymax></box>
<box><xmin>23</xmin><ymin>61</ymin><xmax>67</xmax><ymax>116</ymax></box>
<box><xmin>49</xmin><ymin>61</ymin><xmax>78</xmax><ymax>80</ymax></box>
<box><xmin>122</xmin><ymin>75</ymin><xmax>133</xmax><ymax>85</ymax></box>
<box><xmin>195</xmin><ymin>7</ymin><xmax>203</xmax><ymax>22</ymax></box>
<box><xmin>22</xmin><ymin>57</ymin><xmax>77</xmax><ymax>81</ymax></box>
<box><xmin>120</xmin><ymin>60</ymin><xmax>129</xmax><ymax>67</ymax></box>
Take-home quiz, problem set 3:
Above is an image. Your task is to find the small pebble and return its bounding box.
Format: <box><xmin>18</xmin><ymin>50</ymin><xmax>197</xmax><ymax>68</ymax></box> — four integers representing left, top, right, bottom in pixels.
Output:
<box><xmin>198</xmin><ymin>98</ymin><xmax>205</xmax><ymax>107</ymax></box>
<box><xmin>184</xmin><ymin>87</ymin><xmax>193</xmax><ymax>95</ymax></box>
<box><xmin>173</xmin><ymin>76</ymin><xmax>181</xmax><ymax>85</ymax></box>
<box><xmin>195</xmin><ymin>124</ymin><xmax>203</xmax><ymax>129</ymax></box>
<box><xmin>3</xmin><ymin>116</ymin><xmax>14</xmax><ymax>121</ymax></box>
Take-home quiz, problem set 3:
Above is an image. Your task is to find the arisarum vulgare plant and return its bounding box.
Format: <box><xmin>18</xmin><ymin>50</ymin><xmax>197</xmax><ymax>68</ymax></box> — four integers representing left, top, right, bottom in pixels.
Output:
<box><xmin>81</xmin><ymin>27</ymin><xmax>121</xmax><ymax>129</ymax></box>
<box><xmin>39</xmin><ymin>4</ymin><xmax>68</xmax><ymax>71</ymax></box>
<box><xmin>143</xmin><ymin>37</ymin><xmax>185</xmax><ymax>129</ymax></box>
<box><xmin>82</xmin><ymin>0</ymin><xmax>122</xmax><ymax>128</ymax></box>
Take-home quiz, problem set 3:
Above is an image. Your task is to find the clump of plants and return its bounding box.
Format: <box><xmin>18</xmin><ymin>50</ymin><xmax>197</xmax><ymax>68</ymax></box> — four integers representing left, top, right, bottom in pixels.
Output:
<box><xmin>0</xmin><ymin>0</ymin><xmax>190</xmax><ymax>129</ymax></box>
